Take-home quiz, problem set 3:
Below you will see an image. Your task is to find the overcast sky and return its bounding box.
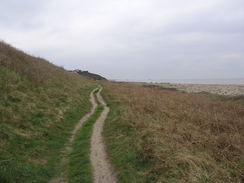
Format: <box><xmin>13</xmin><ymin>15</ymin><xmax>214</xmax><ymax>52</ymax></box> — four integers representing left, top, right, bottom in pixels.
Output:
<box><xmin>1</xmin><ymin>0</ymin><xmax>244</xmax><ymax>80</ymax></box>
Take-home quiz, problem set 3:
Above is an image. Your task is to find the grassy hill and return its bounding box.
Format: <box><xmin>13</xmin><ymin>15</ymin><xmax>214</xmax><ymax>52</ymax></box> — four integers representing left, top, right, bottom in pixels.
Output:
<box><xmin>0</xmin><ymin>41</ymin><xmax>96</xmax><ymax>183</ymax></box>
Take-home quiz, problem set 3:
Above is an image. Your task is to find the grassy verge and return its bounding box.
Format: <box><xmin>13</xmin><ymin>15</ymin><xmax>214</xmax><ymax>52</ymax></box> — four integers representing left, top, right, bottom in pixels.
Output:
<box><xmin>68</xmin><ymin>105</ymin><xmax>104</xmax><ymax>183</ymax></box>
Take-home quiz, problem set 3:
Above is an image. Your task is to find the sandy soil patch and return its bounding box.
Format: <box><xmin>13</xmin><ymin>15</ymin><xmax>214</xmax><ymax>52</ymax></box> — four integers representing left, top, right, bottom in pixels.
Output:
<box><xmin>158</xmin><ymin>83</ymin><xmax>244</xmax><ymax>96</ymax></box>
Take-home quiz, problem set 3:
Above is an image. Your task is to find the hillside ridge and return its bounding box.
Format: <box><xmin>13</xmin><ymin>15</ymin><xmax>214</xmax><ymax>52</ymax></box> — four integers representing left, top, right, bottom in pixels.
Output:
<box><xmin>73</xmin><ymin>69</ymin><xmax>107</xmax><ymax>80</ymax></box>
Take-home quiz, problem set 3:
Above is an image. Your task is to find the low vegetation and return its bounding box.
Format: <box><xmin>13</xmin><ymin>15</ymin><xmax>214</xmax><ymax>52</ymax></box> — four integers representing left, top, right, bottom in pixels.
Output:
<box><xmin>0</xmin><ymin>41</ymin><xmax>95</xmax><ymax>182</ymax></box>
<box><xmin>103</xmin><ymin>82</ymin><xmax>244</xmax><ymax>183</ymax></box>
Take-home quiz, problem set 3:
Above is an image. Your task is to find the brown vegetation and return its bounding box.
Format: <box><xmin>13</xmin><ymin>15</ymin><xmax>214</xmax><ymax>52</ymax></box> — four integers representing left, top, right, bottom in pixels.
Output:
<box><xmin>0</xmin><ymin>41</ymin><xmax>89</xmax><ymax>86</ymax></box>
<box><xmin>103</xmin><ymin>82</ymin><xmax>244</xmax><ymax>183</ymax></box>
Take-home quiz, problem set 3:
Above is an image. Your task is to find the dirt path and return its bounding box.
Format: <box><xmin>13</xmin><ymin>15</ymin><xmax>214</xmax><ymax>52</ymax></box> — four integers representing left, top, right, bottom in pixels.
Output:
<box><xmin>90</xmin><ymin>87</ymin><xmax>117</xmax><ymax>183</ymax></box>
<box><xmin>49</xmin><ymin>88</ymin><xmax>98</xmax><ymax>183</ymax></box>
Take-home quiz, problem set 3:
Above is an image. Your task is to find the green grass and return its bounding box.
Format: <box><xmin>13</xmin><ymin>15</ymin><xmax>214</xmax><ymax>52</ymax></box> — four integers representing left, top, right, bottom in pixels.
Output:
<box><xmin>0</xmin><ymin>82</ymin><xmax>97</xmax><ymax>183</ymax></box>
<box><xmin>68</xmin><ymin>105</ymin><xmax>104</xmax><ymax>183</ymax></box>
<box><xmin>0</xmin><ymin>42</ymin><xmax>98</xmax><ymax>182</ymax></box>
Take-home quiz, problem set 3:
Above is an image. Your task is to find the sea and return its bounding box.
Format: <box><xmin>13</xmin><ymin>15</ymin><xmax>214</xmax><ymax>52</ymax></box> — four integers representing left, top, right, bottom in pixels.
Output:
<box><xmin>113</xmin><ymin>79</ymin><xmax>244</xmax><ymax>85</ymax></box>
<box><xmin>153</xmin><ymin>79</ymin><xmax>244</xmax><ymax>85</ymax></box>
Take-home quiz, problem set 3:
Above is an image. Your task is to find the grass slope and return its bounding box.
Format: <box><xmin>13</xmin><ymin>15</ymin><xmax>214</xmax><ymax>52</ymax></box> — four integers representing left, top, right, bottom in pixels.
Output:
<box><xmin>0</xmin><ymin>41</ymin><xmax>96</xmax><ymax>182</ymax></box>
<box><xmin>103</xmin><ymin>82</ymin><xmax>244</xmax><ymax>183</ymax></box>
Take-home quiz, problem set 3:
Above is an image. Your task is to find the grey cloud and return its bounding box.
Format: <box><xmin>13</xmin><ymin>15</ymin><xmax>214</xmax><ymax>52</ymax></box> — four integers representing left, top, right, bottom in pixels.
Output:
<box><xmin>0</xmin><ymin>0</ymin><xmax>243</xmax><ymax>80</ymax></box>
<box><xmin>0</xmin><ymin>0</ymin><xmax>46</xmax><ymax>29</ymax></box>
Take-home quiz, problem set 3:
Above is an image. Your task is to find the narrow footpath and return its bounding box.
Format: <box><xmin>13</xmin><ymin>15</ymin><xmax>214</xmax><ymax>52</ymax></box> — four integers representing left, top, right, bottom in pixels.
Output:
<box><xmin>90</xmin><ymin>87</ymin><xmax>117</xmax><ymax>183</ymax></box>
<box><xmin>49</xmin><ymin>87</ymin><xmax>117</xmax><ymax>183</ymax></box>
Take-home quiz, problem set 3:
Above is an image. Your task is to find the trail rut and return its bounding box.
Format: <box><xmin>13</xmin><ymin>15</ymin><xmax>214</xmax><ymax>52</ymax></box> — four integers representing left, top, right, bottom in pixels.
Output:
<box><xmin>90</xmin><ymin>87</ymin><xmax>117</xmax><ymax>183</ymax></box>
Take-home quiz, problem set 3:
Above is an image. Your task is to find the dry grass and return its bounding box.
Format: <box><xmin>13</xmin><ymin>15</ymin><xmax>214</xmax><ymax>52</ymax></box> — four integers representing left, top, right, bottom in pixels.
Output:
<box><xmin>103</xmin><ymin>82</ymin><xmax>244</xmax><ymax>183</ymax></box>
<box><xmin>0</xmin><ymin>41</ymin><xmax>89</xmax><ymax>86</ymax></box>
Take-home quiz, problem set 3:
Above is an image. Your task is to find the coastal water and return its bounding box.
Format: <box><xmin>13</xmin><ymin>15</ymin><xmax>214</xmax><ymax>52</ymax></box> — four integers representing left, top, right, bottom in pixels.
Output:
<box><xmin>112</xmin><ymin>78</ymin><xmax>244</xmax><ymax>85</ymax></box>
<box><xmin>156</xmin><ymin>79</ymin><xmax>244</xmax><ymax>85</ymax></box>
